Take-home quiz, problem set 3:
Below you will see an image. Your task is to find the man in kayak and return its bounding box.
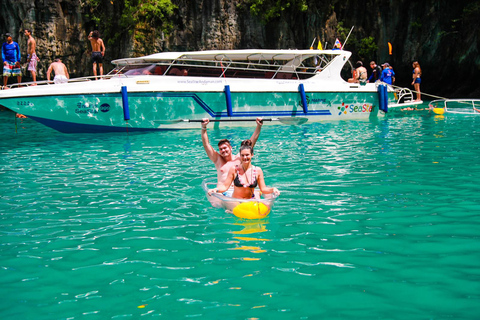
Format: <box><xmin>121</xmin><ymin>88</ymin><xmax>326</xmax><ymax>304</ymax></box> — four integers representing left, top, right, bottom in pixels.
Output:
<box><xmin>201</xmin><ymin>118</ymin><xmax>263</xmax><ymax>191</ymax></box>
<box><xmin>208</xmin><ymin>139</ymin><xmax>280</xmax><ymax>199</ymax></box>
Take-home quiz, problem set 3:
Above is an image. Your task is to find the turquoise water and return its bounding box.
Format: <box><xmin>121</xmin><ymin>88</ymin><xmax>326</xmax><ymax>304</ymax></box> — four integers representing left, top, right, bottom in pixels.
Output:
<box><xmin>1</xmin><ymin>107</ymin><xmax>480</xmax><ymax>319</ymax></box>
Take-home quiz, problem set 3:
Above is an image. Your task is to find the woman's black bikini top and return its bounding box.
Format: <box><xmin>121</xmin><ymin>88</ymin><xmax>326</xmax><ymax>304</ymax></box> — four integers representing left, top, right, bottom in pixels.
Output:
<box><xmin>234</xmin><ymin>165</ymin><xmax>257</xmax><ymax>188</ymax></box>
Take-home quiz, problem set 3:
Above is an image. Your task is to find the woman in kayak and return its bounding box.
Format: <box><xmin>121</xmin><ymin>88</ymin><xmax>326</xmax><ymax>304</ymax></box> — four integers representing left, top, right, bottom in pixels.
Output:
<box><xmin>208</xmin><ymin>139</ymin><xmax>280</xmax><ymax>199</ymax></box>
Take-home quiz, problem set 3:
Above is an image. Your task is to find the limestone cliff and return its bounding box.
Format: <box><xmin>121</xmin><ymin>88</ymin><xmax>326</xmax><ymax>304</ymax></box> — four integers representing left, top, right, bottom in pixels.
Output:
<box><xmin>1</xmin><ymin>0</ymin><xmax>478</xmax><ymax>97</ymax></box>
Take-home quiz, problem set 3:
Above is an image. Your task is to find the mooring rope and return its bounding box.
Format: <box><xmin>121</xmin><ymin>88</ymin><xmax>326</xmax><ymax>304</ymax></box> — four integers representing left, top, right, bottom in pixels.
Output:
<box><xmin>390</xmin><ymin>84</ymin><xmax>449</xmax><ymax>101</ymax></box>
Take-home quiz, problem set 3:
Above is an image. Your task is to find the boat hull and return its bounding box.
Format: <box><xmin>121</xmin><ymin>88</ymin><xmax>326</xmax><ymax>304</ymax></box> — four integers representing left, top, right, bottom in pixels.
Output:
<box><xmin>0</xmin><ymin>78</ymin><xmax>387</xmax><ymax>133</ymax></box>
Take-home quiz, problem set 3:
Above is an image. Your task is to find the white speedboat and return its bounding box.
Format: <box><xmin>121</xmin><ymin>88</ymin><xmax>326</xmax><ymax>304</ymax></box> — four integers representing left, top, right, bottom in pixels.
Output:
<box><xmin>0</xmin><ymin>49</ymin><xmax>411</xmax><ymax>133</ymax></box>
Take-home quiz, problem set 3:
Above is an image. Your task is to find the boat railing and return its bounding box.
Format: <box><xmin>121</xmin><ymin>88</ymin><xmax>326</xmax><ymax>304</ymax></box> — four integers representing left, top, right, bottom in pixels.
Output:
<box><xmin>4</xmin><ymin>73</ymin><xmax>119</xmax><ymax>89</ymax></box>
<box><xmin>172</xmin><ymin>58</ymin><xmax>317</xmax><ymax>79</ymax></box>
<box><xmin>112</xmin><ymin>53</ymin><xmax>336</xmax><ymax>80</ymax></box>
<box><xmin>112</xmin><ymin>61</ymin><xmax>314</xmax><ymax>79</ymax></box>
<box><xmin>4</xmin><ymin>53</ymin><xmax>335</xmax><ymax>88</ymax></box>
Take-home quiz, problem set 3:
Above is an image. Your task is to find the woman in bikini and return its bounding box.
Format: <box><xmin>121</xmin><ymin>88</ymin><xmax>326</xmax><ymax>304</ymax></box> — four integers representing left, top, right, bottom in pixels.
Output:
<box><xmin>208</xmin><ymin>139</ymin><xmax>280</xmax><ymax>199</ymax></box>
<box><xmin>411</xmin><ymin>61</ymin><xmax>422</xmax><ymax>101</ymax></box>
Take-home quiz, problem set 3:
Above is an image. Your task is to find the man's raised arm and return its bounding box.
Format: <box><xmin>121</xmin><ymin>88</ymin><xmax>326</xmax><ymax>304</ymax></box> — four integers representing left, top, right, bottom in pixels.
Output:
<box><xmin>250</xmin><ymin>118</ymin><xmax>263</xmax><ymax>148</ymax></box>
<box><xmin>201</xmin><ymin>118</ymin><xmax>218</xmax><ymax>163</ymax></box>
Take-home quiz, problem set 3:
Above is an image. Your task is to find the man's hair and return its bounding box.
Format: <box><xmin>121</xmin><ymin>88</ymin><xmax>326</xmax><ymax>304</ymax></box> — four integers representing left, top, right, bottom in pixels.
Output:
<box><xmin>92</xmin><ymin>30</ymin><xmax>100</xmax><ymax>39</ymax></box>
<box><xmin>24</xmin><ymin>29</ymin><xmax>31</xmax><ymax>34</ymax></box>
<box><xmin>218</xmin><ymin>139</ymin><xmax>231</xmax><ymax>147</ymax></box>
<box><xmin>54</xmin><ymin>58</ymin><xmax>61</xmax><ymax>62</ymax></box>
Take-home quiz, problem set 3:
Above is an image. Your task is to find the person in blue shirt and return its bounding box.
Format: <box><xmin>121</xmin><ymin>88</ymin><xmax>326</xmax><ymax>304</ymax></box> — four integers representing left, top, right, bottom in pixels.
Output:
<box><xmin>2</xmin><ymin>33</ymin><xmax>22</xmax><ymax>88</ymax></box>
<box><xmin>380</xmin><ymin>63</ymin><xmax>395</xmax><ymax>85</ymax></box>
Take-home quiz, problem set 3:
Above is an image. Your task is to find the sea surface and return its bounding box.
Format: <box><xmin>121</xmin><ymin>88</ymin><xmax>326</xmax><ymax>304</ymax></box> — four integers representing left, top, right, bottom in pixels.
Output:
<box><xmin>1</xmin><ymin>106</ymin><xmax>479</xmax><ymax>319</ymax></box>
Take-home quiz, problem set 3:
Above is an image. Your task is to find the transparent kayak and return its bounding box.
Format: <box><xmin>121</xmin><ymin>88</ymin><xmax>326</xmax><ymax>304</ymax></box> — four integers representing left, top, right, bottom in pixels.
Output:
<box><xmin>429</xmin><ymin>99</ymin><xmax>480</xmax><ymax>115</ymax></box>
<box><xmin>201</xmin><ymin>177</ymin><xmax>279</xmax><ymax>219</ymax></box>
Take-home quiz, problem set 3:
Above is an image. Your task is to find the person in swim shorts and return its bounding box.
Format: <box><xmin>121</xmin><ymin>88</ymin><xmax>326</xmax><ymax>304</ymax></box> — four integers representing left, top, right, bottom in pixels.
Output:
<box><xmin>208</xmin><ymin>139</ymin><xmax>280</xmax><ymax>199</ymax></box>
<box><xmin>2</xmin><ymin>33</ymin><xmax>21</xmax><ymax>88</ymax></box>
<box><xmin>411</xmin><ymin>61</ymin><xmax>422</xmax><ymax>101</ymax></box>
<box><xmin>24</xmin><ymin>29</ymin><xmax>39</xmax><ymax>85</ymax></box>
<box><xmin>201</xmin><ymin>117</ymin><xmax>263</xmax><ymax>195</ymax></box>
<box><xmin>47</xmin><ymin>58</ymin><xmax>69</xmax><ymax>84</ymax></box>
<box><xmin>88</xmin><ymin>30</ymin><xmax>105</xmax><ymax>79</ymax></box>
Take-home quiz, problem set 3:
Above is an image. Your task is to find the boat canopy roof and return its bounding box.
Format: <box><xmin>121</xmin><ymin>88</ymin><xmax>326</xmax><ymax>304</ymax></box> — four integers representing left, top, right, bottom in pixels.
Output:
<box><xmin>112</xmin><ymin>49</ymin><xmax>345</xmax><ymax>66</ymax></box>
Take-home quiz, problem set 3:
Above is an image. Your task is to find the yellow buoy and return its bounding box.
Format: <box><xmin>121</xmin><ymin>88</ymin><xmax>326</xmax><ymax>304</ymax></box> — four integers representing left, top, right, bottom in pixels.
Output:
<box><xmin>433</xmin><ymin>108</ymin><xmax>445</xmax><ymax>115</ymax></box>
<box><xmin>232</xmin><ymin>201</ymin><xmax>270</xmax><ymax>219</ymax></box>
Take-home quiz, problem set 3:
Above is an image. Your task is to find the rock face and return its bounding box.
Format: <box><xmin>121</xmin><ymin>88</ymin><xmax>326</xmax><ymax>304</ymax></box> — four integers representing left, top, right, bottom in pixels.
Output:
<box><xmin>1</xmin><ymin>0</ymin><xmax>89</xmax><ymax>77</ymax></box>
<box><xmin>1</xmin><ymin>0</ymin><xmax>479</xmax><ymax>97</ymax></box>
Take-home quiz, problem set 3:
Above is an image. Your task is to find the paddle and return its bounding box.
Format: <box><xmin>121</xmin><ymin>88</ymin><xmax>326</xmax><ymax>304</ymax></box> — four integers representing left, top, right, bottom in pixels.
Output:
<box><xmin>154</xmin><ymin>117</ymin><xmax>308</xmax><ymax>125</ymax></box>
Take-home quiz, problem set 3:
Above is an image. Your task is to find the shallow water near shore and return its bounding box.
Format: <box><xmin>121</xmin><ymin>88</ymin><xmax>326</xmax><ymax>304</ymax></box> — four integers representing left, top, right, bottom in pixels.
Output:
<box><xmin>1</xmin><ymin>106</ymin><xmax>480</xmax><ymax>319</ymax></box>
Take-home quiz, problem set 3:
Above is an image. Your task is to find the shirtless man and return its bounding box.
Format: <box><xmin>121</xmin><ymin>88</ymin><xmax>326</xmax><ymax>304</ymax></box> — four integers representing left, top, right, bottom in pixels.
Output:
<box><xmin>201</xmin><ymin>118</ymin><xmax>263</xmax><ymax>190</ymax></box>
<box><xmin>348</xmin><ymin>61</ymin><xmax>368</xmax><ymax>84</ymax></box>
<box><xmin>88</xmin><ymin>30</ymin><xmax>105</xmax><ymax>79</ymax></box>
<box><xmin>47</xmin><ymin>59</ymin><xmax>69</xmax><ymax>84</ymax></box>
<box><xmin>24</xmin><ymin>29</ymin><xmax>39</xmax><ymax>85</ymax></box>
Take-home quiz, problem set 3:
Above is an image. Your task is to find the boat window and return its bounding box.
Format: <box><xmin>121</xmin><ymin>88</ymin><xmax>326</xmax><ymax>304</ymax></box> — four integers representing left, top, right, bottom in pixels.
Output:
<box><xmin>112</xmin><ymin>53</ymin><xmax>338</xmax><ymax>80</ymax></box>
<box><xmin>114</xmin><ymin>64</ymin><xmax>169</xmax><ymax>76</ymax></box>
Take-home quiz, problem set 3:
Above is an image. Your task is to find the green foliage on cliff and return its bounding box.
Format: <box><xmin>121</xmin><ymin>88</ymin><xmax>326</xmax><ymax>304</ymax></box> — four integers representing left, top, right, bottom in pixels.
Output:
<box><xmin>122</xmin><ymin>0</ymin><xmax>177</xmax><ymax>56</ymax></box>
<box><xmin>334</xmin><ymin>22</ymin><xmax>377</xmax><ymax>61</ymax></box>
<box><xmin>82</xmin><ymin>0</ymin><xmax>176</xmax><ymax>56</ymax></box>
<box><xmin>244</xmin><ymin>0</ymin><xmax>308</xmax><ymax>22</ymax></box>
<box><xmin>358</xmin><ymin>36</ymin><xmax>378</xmax><ymax>60</ymax></box>
<box><xmin>120</xmin><ymin>0</ymin><xmax>176</xmax><ymax>33</ymax></box>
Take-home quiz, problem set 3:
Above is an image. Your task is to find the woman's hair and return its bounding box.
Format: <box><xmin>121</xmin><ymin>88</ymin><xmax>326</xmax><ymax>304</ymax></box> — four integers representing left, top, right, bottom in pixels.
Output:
<box><xmin>240</xmin><ymin>139</ymin><xmax>254</xmax><ymax>154</ymax></box>
<box><xmin>413</xmin><ymin>61</ymin><xmax>422</xmax><ymax>74</ymax></box>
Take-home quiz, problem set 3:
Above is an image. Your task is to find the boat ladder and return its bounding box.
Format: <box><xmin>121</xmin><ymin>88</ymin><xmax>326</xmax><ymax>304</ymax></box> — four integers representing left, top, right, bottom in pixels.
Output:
<box><xmin>395</xmin><ymin>87</ymin><xmax>414</xmax><ymax>104</ymax></box>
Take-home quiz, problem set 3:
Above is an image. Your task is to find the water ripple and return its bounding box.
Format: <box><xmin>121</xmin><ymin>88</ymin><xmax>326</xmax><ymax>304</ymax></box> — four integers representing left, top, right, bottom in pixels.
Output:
<box><xmin>1</xmin><ymin>110</ymin><xmax>480</xmax><ymax>319</ymax></box>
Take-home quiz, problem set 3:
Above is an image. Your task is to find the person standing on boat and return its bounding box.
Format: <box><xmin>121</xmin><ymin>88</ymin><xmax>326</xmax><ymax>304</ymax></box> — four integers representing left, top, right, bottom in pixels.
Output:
<box><xmin>201</xmin><ymin>118</ymin><xmax>263</xmax><ymax>189</ymax></box>
<box><xmin>208</xmin><ymin>139</ymin><xmax>280</xmax><ymax>199</ymax></box>
<box><xmin>2</xmin><ymin>33</ymin><xmax>21</xmax><ymax>88</ymax></box>
<box><xmin>367</xmin><ymin>61</ymin><xmax>382</xmax><ymax>82</ymax></box>
<box><xmin>24</xmin><ymin>29</ymin><xmax>39</xmax><ymax>85</ymax></box>
<box><xmin>47</xmin><ymin>59</ymin><xmax>69</xmax><ymax>84</ymax></box>
<box><xmin>411</xmin><ymin>61</ymin><xmax>422</xmax><ymax>101</ymax></box>
<box><xmin>380</xmin><ymin>63</ymin><xmax>395</xmax><ymax>85</ymax></box>
<box><xmin>88</xmin><ymin>30</ymin><xmax>105</xmax><ymax>79</ymax></box>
